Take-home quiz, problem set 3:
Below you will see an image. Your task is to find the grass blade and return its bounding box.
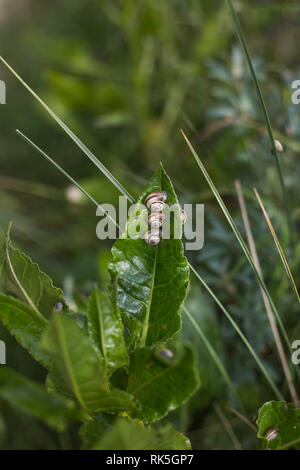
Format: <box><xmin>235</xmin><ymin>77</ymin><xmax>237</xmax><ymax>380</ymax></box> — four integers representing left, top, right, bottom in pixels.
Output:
<box><xmin>236</xmin><ymin>181</ymin><xmax>299</xmax><ymax>407</ymax></box>
<box><xmin>16</xmin><ymin>130</ymin><xmax>120</xmax><ymax>230</ymax></box>
<box><xmin>0</xmin><ymin>56</ymin><xmax>134</xmax><ymax>204</ymax></box>
<box><xmin>181</xmin><ymin>129</ymin><xmax>290</xmax><ymax>350</ymax></box>
<box><xmin>226</xmin><ymin>0</ymin><xmax>292</xmax><ymax>243</ymax></box>
<box><xmin>254</xmin><ymin>188</ymin><xmax>300</xmax><ymax>303</ymax></box>
<box><xmin>189</xmin><ymin>264</ymin><xmax>283</xmax><ymax>401</ymax></box>
<box><xmin>182</xmin><ymin>305</ymin><xmax>243</xmax><ymax>411</ymax></box>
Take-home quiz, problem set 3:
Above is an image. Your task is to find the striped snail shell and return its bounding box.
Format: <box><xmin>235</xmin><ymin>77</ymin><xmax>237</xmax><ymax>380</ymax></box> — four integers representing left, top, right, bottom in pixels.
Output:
<box><xmin>265</xmin><ymin>427</ymin><xmax>278</xmax><ymax>442</ymax></box>
<box><xmin>144</xmin><ymin>229</ymin><xmax>161</xmax><ymax>246</ymax></box>
<box><xmin>148</xmin><ymin>212</ymin><xmax>164</xmax><ymax>229</ymax></box>
<box><xmin>181</xmin><ymin>209</ymin><xmax>187</xmax><ymax>224</ymax></box>
<box><xmin>145</xmin><ymin>191</ymin><xmax>167</xmax><ymax>211</ymax></box>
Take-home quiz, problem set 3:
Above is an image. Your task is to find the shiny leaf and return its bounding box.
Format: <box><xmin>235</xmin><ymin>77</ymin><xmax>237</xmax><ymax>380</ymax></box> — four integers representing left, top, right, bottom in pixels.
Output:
<box><xmin>109</xmin><ymin>164</ymin><xmax>189</xmax><ymax>347</ymax></box>
<box><xmin>257</xmin><ymin>401</ymin><xmax>300</xmax><ymax>449</ymax></box>
<box><xmin>127</xmin><ymin>345</ymin><xmax>199</xmax><ymax>423</ymax></box>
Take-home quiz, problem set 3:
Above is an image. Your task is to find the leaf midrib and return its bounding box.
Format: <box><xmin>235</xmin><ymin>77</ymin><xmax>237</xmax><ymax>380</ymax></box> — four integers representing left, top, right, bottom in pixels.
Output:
<box><xmin>140</xmin><ymin>245</ymin><xmax>158</xmax><ymax>347</ymax></box>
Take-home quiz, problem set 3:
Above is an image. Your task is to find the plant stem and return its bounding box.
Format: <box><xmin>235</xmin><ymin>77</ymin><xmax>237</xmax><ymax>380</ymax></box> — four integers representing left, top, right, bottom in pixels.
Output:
<box><xmin>226</xmin><ymin>0</ymin><xmax>293</xmax><ymax>247</ymax></box>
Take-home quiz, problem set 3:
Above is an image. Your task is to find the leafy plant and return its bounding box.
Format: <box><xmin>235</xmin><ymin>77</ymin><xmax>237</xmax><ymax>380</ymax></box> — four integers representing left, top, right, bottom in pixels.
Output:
<box><xmin>0</xmin><ymin>165</ymin><xmax>199</xmax><ymax>449</ymax></box>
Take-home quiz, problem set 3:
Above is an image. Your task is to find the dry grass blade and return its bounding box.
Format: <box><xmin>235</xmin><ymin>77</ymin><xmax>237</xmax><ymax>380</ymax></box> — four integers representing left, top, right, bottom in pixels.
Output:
<box><xmin>180</xmin><ymin>129</ymin><xmax>290</xmax><ymax>350</ymax></box>
<box><xmin>235</xmin><ymin>181</ymin><xmax>299</xmax><ymax>407</ymax></box>
<box><xmin>254</xmin><ymin>188</ymin><xmax>300</xmax><ymax>304</ymax></box>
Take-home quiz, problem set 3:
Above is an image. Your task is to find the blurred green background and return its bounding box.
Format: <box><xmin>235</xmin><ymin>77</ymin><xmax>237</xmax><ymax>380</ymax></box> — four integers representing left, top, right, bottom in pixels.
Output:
<box><xmin>0</xmin><ymin>0</ymin><xmax>300</xmax><ymax>449</ymax></box>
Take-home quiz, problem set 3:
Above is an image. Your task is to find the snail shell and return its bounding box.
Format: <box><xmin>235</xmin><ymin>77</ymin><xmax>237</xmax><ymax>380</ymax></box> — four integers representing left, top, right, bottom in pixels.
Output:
<box><xmin>53</xmin><ymin>302</ymin><xmax>63</xmax><ymax>312</ymax></box>
<box><xmin>158</xmin><ymin>349</ymin><xmax>174</xmax><ymax>359</ymax></box>
<box><xmin>148</xmin><ymin>212</ymin><xmax>164</xmax><ymax>229</ymax></box>
<box><xmin>145</xmin><ymin>191</ymin><xmax>167</xmax><ymax>210</ymax></box>
<box><xmin>181</xmin><ymin>209</ymin><xmax>187</xmax><ymax>224</ymax></box>
<box><xmin>265</xmin><ymin>427</ymin><xmax>278</xmax><ymax>442</ymax></box>
<box><xmin>144</xmin><ymin>229</ymin><xmax>161</xmax><ymax>246</ymax></box>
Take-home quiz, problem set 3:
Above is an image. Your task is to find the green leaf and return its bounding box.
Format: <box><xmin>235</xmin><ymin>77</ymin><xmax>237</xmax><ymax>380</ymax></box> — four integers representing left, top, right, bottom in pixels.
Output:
<box><xmin>0</xmin><ymin>368</ymin><xmax>83</xmax><ymax>431</ymax></box>
<box><xmin>87</xmin><ymin>417</ymin><xmax>191</xmax><ymax>450</ymax></box>
<box><xmin>109</xmin><ymin>164</ymin><xmax>189</xmax><ymax>347</ymax></box>
<box><xmin>0</xmin><ymin>225</ymin><xmax>64</xmax><ymax>318</ymax></box>
<box><xmin>79</xmin><ymin>413</ymin><xmax>115</xmax><ymax>450</ymax></box>
<box><xmin>0</xmin><ymin>293</ymin><xmax>50</xmax><ymax>367</ymax></box>
<box><xmin>41</xmin><ymin>312</ymin><xmax>136</xmax><ymax>415</ymax></box>
<box><xmin>256</xmin><ymin>401</ymin><xmax>300</xmax><ymax>449</ymax></box>
<box><xmin>87</xmin><ymin>285</ymin><xmax>128</xmax><ymax>374</ymax></box>
<box><xmin>127</xmin><ymin>345</ymin><xmax>199</xmax><ymax>423</ymax></box>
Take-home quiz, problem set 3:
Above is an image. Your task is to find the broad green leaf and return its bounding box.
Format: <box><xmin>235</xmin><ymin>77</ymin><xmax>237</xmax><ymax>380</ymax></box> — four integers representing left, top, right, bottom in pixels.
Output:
<box><xmin>88</xmin><ymin>417</ymin><xmax>192</xmax><ymax>450</ymax></box>
<box><xmin>127</xmin><ymin>345</ymin><xmax>199</xmax><ymax>423</ymax></box>
<box><xmin>256</xmin><ymin>401</ymin><xmax>300</xmax><ymax>449</ymax></box>
<box><xmin>0</xmin><ymin>293</ymin><xmax>50</xmax><ymax>367</ymax></box>
<box><xmin>41</xmin><ymin>312</ymin><xmax>136</xmax><ymax>415</ymax></box>
<box><xmin>0</xmin><ymin>368</ymin><xmax>83</xmax><ymax>431</ymax></box>
<box><xmin>0</xmin><ymin>226</ymin><xmax>64</xmax><ymax>318</ymax></box>
<box><xmin>87</xmin><ymin>285</ymin><xmax>128</xmax><ymax>374</ymax></box>
<box><xmin>109</xmin><ymin>164</ymin><xmax>189</xmax><ymax>347</ymax></box>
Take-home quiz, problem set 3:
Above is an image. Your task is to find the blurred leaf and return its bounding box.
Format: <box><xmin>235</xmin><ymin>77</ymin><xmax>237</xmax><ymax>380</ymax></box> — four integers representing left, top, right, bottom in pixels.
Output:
<box><xmin>257</xmin><ymin>401</ymin><xmax>300</xmax><ymax>449</ymax></box>
<box><xmin>110</xmin><ymin>164</ymin><xmax>189</xmax><ymax>347</ymax></box>
<box><xmin>89</xmin><ymin>417</ymin><xmax>191</xmax><ymax>450</ymax></box>
<box><xmin>127</xmin><ymin>345</ymin><xmax>199</xmax><ymax>423</ymax></box>
<box><xmin>0</xmin><ymin>368</ymin><xmax>82</xmax><ymax>431</ymax></box>
<box><xmin>0</xmin><ymin>294</ymin><xmax>50</xmax><ymax>367</ymax></box>
<box><xmin>87</xmin><ymin>285</ymin><xmax>128</xmax><ymax>374</ymax></box>
<box><xmin>79</xmin><ymin>413</ymin><xmax>115</xmax><ymax>449</ymax></box>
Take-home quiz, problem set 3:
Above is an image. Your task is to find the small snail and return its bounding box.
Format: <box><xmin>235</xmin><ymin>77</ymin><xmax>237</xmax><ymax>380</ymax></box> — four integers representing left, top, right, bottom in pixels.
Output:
<box><xmin>265</xmin><ymin>427</ymin><xmax>278</xmax><ymax>442</ymax></box>
<box><xmin>270</xmin><ymin>139</ymin><xmax>283</xmax><ymax>154</ymax></box>
<box><xmin>181</xmin><ymin>209</ymin><xmax>187</xmax><ymax>224</ymax></box>
<box><xmin>53</xmin><ymin>302</ymin><xmax>63</xmax><ymax>312</ymax></box>
<box><xmin>158</xmin><ymin>349</ymin><xmax>174</xmax><ymax>359</ymax></box>
<box><xmin>148</xmin><ymin>212</ymin><xmax>164</xmax><ymax>229</ymax></box>
<box><xmin>145</xmin><ymin>191</ymin><xmax>167</xmax><ymax>211</ymax></box>
<box><xmin>144</xmin><ymin>229</ymin><xmax>161</xmax><ymax>246</ymax></box>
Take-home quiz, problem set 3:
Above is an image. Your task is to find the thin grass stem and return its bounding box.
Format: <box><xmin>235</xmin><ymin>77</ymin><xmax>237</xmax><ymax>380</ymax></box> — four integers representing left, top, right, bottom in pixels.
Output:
<box><xmin>226</xmin><ymin>0</ymin><xmax>293</xmax><ymax>245</ymax></box>
<box><xmin>235</xmin><ymin>180</ymin><xmax>299</xmax><ymax>407</ymax></box>
<box><xmin>181</xmin><ymin>130</ymin><xmax>290</xmax><ymax>351</ymax></box>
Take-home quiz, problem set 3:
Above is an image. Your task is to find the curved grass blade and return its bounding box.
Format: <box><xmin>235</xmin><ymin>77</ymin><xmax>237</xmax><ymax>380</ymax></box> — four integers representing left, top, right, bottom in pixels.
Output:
<box><xmin>254</xmin><ymin>188</ymin><xmax>300</xmax><ymax>304</ymax></box>
<box><xmin>0</xmin><ymin>55</ymin><xmax>134</xmax><ymax>203</ymax></box>
<box><xmin>181</xmin><ymin>130</ymin><xmax>290</xmax><ymax>350</ymax></box>
<box><xmin>182</xmin><ymin>305</ymin><xmax>244</xmax><ymax>411</ymax></box>
<box><xmin>16</xmin><ymin>130</ymin><xmax>119</xmax><ymax>230</ymax></box>
<box><xmin>189</xmin><ymin>264</ymin><xmax>283</xmax><ymax>401</ymax></box>
<box><xmin>226</xmin><ymin>0</ymin><xmax>292</xmax><ymax>243</ymax></box>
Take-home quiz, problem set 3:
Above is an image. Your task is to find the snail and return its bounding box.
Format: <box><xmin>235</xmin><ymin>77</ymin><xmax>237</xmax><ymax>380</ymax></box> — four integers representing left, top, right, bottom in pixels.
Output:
<box><xmin>148</xmin><ymin>212</ymin><xmax>164</xmax><ymax>229</ymax></box>
<box><xmin>145</xmin><ymin>191</ymin><xmax>167</xmax><ymax>212</ymax></box>
<box><xmin>181</xmin><ymin>209</ymin><xmax>187</xmax><ymax>224</ymax></box>
<box><xmin>265</xmin><ymin>427</ymin><xmax>278</xmax><ymax>442</ymax></box>
<box><xmin>53</xmin><ymin>302</ymin><xmax>63</xmax><ymax>312</ymax></box>
<box><xmin>144</xmin><ymin>229</ymin><xmax>161</xmax><ymax>246</ymax></box>
<box><xmin>158</xmin><ymin>349</ymin><xmax>174</xmax><ymax>359</ymax></box>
